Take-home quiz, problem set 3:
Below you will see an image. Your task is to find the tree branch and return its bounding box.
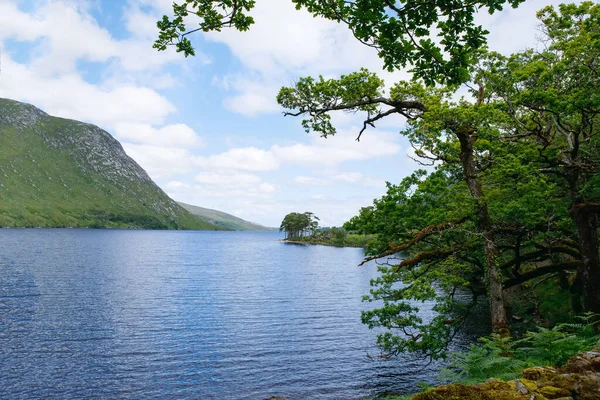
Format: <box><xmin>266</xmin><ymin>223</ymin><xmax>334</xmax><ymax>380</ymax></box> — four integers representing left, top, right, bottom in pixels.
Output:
<box><xmin>283</xmin><ymin>97</ymin><xmax>427</xmax><ymax>117</ymax></box>
<box><xmin>503</xmin><ymin>260</ymin><xmax>582</xmax><ymax>288</ymax></box>
<box><xmin>359</xmin><ymin>218</ymin><xmax>467</xmax><ymax>266</ymax></box>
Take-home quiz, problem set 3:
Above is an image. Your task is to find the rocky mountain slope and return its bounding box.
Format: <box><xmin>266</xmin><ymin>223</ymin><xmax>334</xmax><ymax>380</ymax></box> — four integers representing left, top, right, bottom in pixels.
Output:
<box><xmin>0</xmin><ymin>98</ymin><xmax>222</xmax><ymax>230</ymax></box>
<box><xmin>178</xmin><ymin>202</ymin><xmax>274</xmax><ymax>230</ymax></box>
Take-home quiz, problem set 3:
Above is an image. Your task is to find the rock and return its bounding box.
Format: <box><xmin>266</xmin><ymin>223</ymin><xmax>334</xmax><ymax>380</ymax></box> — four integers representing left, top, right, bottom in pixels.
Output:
<box><xmin>537</xmin><ymin>386</ymin><xmax>571</xmax><ymax>398</ymax></box>
<box><xmin>565</xmin><ymin>354</ymin><xmax>594</xmax><ymax>373</ymax></box>
<box><xmin>572</xmin><ymin>372</ymin><xmax>600</xmax><ymax>400</ymax></box>
<box><xmin>523</xmin><ymin>367</ymin><xmax>560</xmax><ymax>381</ymax></box>
<box><xmin>516</xmin><ymin>378</ymin><xmax>538</xmax><ymax>393</ymax></box>
<box><xmin>411</xmin><ymin>384</ymin><xmax>487</xmax><ymax>400</ymax></box>
<box><xmin>411</xmin><ymin>349</ymin><xmax>600</xmax><ymax>400</ymax></box>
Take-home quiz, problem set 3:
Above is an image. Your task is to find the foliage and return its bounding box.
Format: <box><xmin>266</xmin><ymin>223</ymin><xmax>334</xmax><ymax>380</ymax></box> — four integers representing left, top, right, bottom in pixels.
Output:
<box><xmin>480</xmin><ymin>1</ymin><xmax>600</xmax><ymax>313</ymax></box>
<box><xmin>279</xmin><ymin>211</ymin><xmax>319</xmax><ymax>238</ymax></box>
<box><xmin>287</xmin><ymin>228</ymin><xmax>370</xmax><ymax>247</ymax></box>
<box><xmin>154</xmin><ymin>0</ymin><xmax>255</xmax><ymax>56</ymax></box>
<box><xmin>155</xmin><ymin>0</ymin><xmax>526</xmax><ymax>85</ymax></box>
<box><xmin>442</xmin><ymin>316</ymin><xmax>600</xmax><ymax>384</ymax></box>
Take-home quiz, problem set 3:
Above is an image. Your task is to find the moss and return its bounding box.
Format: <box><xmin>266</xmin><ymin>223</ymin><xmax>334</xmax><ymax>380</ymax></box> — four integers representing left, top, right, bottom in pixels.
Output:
<box><xmin>522</xmin><ymin>367</ymin><xmax>560</xmax><ymax>381</ymax></box>
<box><xmin>411</xmin><ymin>384</ymin><xmax>487</xmax><ymax>400</ymax></box>
<box><xmin>415</xmin><ymin>350</ymin><xmax>600</xmax><ymax>400</ymax></box>
<box><xmin>537</xmin><ymin>386</ymin><xmax>571</xmax><ymax>398</ymax></box>
<box><xmin>517</xmin><ymin>378</ymin><xmax>538</xmax><ymax>392</ymax></box>
<box><xmin>477</xmin><ymin>379</ymin><xmax>529</xmax><ymax>400</ymax></box>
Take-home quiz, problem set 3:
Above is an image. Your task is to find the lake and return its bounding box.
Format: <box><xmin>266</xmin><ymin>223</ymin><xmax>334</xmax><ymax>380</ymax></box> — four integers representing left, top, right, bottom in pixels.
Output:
<box><xmin>0</xmin><ymin>229</ymin><xmax>485</xmax><ymax>399</ymax></box>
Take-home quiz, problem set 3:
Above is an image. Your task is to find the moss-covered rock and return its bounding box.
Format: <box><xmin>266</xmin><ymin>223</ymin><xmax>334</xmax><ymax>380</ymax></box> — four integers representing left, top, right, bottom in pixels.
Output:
<box><xmin>537</xmin><ymin>386</ymin><xmax>571</xmax><ymax>398</ymax></box>
<box><xmin>411</xmin><ymin>384</ymin><xmax>487</xmax><ymax>400</ymax></box>
<box><xmin>411</xmin><ymin>350</ymin><xmax>600</xmax><ymax>400</ymax></box>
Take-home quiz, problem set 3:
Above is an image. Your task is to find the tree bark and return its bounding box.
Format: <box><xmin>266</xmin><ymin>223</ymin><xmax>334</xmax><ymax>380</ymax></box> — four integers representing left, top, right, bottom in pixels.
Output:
<box><xmin>572</xmin><ymin>207</ymin><xmax>600</xmax><ymax>313</ymax></box>
<box><xmin>456</xmin><ymin>129</ymin><xmax>510</xmax><ymax>336</ymax></box>
<box><xmin>565</xmin><ymin>163</ymin><xmax>600</xmax><ymax>313</ymax></box>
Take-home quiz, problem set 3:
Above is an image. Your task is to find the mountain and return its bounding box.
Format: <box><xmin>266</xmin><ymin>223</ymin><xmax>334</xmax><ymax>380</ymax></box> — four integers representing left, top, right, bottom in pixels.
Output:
<box><xmin>178</xmin><ymin>202</ymin><xmax>275</xmax><ymax>231</ymax></box>
<box><xmin>0</xmin><ymin>98</ymin><xmax>224</xmax><ymax>230</ymax></box>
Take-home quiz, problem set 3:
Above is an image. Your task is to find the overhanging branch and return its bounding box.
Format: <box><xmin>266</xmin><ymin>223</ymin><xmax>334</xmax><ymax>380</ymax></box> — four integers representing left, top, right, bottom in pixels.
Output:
<box><xmin>359</xmin><ymin>218</ymin><xmax>467</xmax><ymax>266</ymax></box>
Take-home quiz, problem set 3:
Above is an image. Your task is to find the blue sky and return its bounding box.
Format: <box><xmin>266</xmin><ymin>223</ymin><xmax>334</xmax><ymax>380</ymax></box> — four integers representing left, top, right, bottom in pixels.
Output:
<box><xmin>0</xmin><ymin>0</ymin><xmax>564</xmax><ymax>227</ymax></box>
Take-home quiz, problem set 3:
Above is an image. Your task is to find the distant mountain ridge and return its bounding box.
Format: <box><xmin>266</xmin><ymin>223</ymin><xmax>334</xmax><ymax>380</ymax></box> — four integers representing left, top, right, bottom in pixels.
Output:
<box><xmin>0</xmin><ymin>98</ymin><xmax>223</xmax><ymax>230</ymax></box>
<box><xmin>178</xmin><ymin>202</ymin><xmax>275</xmax><ymax>231</ymax></box>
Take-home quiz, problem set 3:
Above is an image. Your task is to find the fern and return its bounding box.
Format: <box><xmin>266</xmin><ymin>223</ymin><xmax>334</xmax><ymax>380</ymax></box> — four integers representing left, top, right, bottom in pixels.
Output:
<box><xmin>442</xmin><ymin>314</ymin><xmax>600</xmax><ymax>384</ymax></box>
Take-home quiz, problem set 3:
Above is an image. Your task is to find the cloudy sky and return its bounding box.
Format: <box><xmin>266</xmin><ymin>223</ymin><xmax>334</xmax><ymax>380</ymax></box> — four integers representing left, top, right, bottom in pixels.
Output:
<box><xmin>0</xmin><ymin>0</ymin><xmax>563</xmax><ymax>227</ymax></box>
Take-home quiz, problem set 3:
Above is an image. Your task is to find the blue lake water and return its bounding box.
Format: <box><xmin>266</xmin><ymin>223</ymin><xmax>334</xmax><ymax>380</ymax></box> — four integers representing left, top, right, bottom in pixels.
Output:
<box><xmin>0</xmin><ymin>229</ymin><xmax>485</xmax><ymax>399</ymax></box>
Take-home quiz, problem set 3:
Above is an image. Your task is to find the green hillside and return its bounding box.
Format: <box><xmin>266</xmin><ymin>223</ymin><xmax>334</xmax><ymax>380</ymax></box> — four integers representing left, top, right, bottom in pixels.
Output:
<box><xmin>178</xmin><ymin>202</ymin><xmax>274</xmax><ymax>231</ymax></box>
<box><xmin>0</xmin><ymin>98</ymin><xmax>224</xmax><ymax>230</ymax></box>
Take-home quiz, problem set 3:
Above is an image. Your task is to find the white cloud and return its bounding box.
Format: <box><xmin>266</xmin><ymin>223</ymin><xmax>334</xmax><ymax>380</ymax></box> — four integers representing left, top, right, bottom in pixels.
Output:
<box><xmin>295</xmin><ymin>176</ymin><xmax>328</xmax><ymax>186</ymax></box>
<box><xmin>272</xmin><ymin>130</ymin><xmax>401</xmax><ymax>167</ymax></box>
<box><xmin>195</xmin><ymin>172</ymin><xmax>262</xmax><ymax>187</ymax></box>
<box><xmin>194</xmin><ymin>147</ymin><xmax>280</xmax><ymax>172</ymax></box>
<box><xmin>165</xmin><ymin>174</ymin><xmax>278</xmax><ymax>204</ymax></box>
<box><xmin>115</xmin><ymin>123</ymin><xmax>204</xmax><ymax>148</ymax></box>
<box><xmin>0</xmin><ymin>57</ymin><xmax>176</xmax><ymax>127</ymax></box>
<box><xmin>223</xmin><ymin>89</ymin><xmax>280</xmax><ymax>116</ymax></box>
<box><xmin>477</xmin><ymin>0</ymin><xmax>564</xmax><ymax>55</ymax></box>
<box><xmin>122</xmin><ymin>144</ymin><xmax>195</xmax><ymax>179</ymax></box>
<box><xmin>332</xmin><ymin>172</ymin><xmax>385</xmax><ymax>188</ymax></box>
<box><xmin>190</xmin><ymin>129</ymin><xmax>401</xmax><ymax>173</ymax></box>
<box><xmin>0</xmin><ymin>1</ymin><xmax>184</xmax><ymax>130</ymax></box>
<box><xmin>0</xmin><ymin>1</ymin><xmax>182</xmax><ymax>77</ymax></box>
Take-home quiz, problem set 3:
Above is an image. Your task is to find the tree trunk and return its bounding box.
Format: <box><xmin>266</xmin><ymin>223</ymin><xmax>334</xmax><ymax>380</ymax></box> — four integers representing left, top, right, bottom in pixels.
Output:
<box><xmin>565</xmin><ymin>162</ymin><xmax>600</xmax><ymax>314</ymax></box>
<box><xmin>572</xmin><ymin>208</ymin><xmax>600</xmax><ymax>313</ymax></box>
<box><xmin>457</xmin><ymin>129</ymin><xmax>510</xmax><ymax>336</ymax></box>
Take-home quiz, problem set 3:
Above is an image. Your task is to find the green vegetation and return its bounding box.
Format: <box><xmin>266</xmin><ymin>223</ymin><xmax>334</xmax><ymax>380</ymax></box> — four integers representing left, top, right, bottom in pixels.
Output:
<box><xmin>154</xmin><ymin>0</ymin><xmax>525</xmax><ymax>85</ymax></box>
<box><xmin>178</xmin><ymin>201</ymin><xmax>274</xmax><ymax>230</ymax></box>
<box><xmin>279</xmin><ymin>212</ymin><xmax>369</xmax><ymax>247</ymax></box>
<box><xmin>0</xmin><ymin>98</ymin><xmax>224</xmax><ymax>230</ymax></box>
<box><xmin>443</xmin><ymin>317</ymin><xmax>599</xmax><ymax>384</ymax></box>
<box><xmin>285</xmin><ymin>228</ymin><xmax>370</xmax><ymax>248</ymax></box>
<box><xmin>279</xmin><ymin>211</ymin><xmax>319</xmax><ymax>239</ymax></box>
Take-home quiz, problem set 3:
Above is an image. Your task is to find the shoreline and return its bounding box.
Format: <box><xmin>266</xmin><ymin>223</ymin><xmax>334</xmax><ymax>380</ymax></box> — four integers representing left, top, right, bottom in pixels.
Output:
<box><xmin>277</xmin><ymin>239</ymin><xmax>365</xmax><ymax>248</ymax></box>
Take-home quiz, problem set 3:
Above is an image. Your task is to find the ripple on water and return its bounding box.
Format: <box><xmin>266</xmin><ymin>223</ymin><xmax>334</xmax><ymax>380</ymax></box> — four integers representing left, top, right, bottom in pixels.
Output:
<box><xmin>0</xmin><ymin>230</ymin><xmax>489</xmax><ymax>400</ymax></box>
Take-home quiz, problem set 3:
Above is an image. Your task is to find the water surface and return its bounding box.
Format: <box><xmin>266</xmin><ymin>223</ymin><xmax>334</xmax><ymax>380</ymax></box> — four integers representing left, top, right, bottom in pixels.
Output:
<box><xmin>0</xmin><ymin>229</ymin><xmax>480</xmax><ymax>399</ymax></box>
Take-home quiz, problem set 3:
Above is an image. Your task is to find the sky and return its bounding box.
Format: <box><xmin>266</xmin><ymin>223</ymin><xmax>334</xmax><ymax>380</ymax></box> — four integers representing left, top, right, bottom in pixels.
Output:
<box><xmin>0</xmin><ymin>0</ymin><xmax>564</xmax><ymax>227</ymax></box>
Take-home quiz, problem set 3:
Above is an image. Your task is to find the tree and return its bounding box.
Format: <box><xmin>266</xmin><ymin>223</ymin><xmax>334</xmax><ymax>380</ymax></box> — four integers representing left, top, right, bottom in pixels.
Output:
<box><xmin>277</xmin><ymin>70</ymin><xmax>512</xmax><ymax>336</ymax></box>
<box><xmin>154</xmin><ymin>0</ymin><xmax>525</xmax><ymax>85</ymax></box>
<box><xmin>344</xmin><ymin>156</ymin><xmax>581</xmax><ymax>358</ymax></box>
<box><xmin>279</xmin><ymin>212</ymin><xmax>319</xmax><ymax>239</ymax></box>
<box><xmin>482</xmin><ymin>2</ymin><xmax>600</xmax><ymax>312</ymax></box>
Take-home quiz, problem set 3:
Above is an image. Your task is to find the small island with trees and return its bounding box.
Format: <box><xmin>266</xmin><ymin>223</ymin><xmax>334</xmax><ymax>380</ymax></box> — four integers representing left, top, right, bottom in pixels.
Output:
<box><xmin>279</xmin><ymin>211</ymin><xmax>369</xmax><ymax>248</ymax></box>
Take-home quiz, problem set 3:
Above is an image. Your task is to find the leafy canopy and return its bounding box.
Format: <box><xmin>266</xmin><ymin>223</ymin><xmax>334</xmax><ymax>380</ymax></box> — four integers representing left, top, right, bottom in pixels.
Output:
<box><xmin>155</xmin><ymin>0</ymin><xmax>526</xmax><ymax>85</ymax></box>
